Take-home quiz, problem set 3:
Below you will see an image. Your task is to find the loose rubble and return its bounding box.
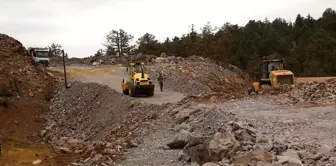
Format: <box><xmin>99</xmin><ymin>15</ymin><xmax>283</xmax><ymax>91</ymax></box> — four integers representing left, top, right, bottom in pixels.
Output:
<box><xmin>166</xmin><ymin>104</ymin><xmax>336</xmax><ymax>166</ymax></box>
<box><xmin>268</xmin><ymin>78</ymin><xmax>336</xmax><ymax>105</ymax></box>
<box><xmin>148</xmin><ymin>55</ymin><xmax>249</xmax><ymax>98</ymax></box>
<box><xmin>46</xmin><ymin>81</ymin><xmax>166</xmax><ymax>165</ymax></box>
<box><xmin>0</xmin><ymin>33</ymin><xmax>56</xmax><ymax>104</ymax></box>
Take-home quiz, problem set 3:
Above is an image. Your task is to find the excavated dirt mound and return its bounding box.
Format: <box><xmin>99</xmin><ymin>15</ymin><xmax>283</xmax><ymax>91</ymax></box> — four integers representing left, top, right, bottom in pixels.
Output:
<box><xmin>0</xmin><ymin>34</ymin><xmax>60</xmax><ymax>165</ymax></box>
<box><xmin>45</xmin><ymin>81</ymin><xmax>166</xmax><ymax>165</ymax></box>
<box><xmin>0</xmin><ymin>33</ymin><xmax>56</xmax><ymax>105</ymax></box>
<box><xmin>148</xmin><ymin>56</ymin><xmax>249</xmax><ymax>99</ymax></box>
<box><xmin>0</xmin><ymin>33</ymin><xmax>56</xmax><ymax>124</ymax></box>
<box><xmin>0</xmin><ymin>33</ymin><xmax>27</xmax><ymax>56</ymax></box>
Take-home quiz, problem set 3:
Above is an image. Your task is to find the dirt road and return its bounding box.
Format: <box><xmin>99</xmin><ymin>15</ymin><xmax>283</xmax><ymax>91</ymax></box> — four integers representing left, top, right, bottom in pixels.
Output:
<box><xmin>51</xmin><ymin>65</ymin><xmax>186</xmax><ymax>105</ymax></box>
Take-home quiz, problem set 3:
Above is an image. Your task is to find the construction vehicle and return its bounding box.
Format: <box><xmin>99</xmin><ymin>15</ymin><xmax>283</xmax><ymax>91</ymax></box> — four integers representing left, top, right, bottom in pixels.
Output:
<box><xmin>28</xmin><ymin>47</ymin><xmax>51</xmax><ymax>67</ymax></box>
<box><xmin>247</xmin><ymin>58</ymin><xmax>295</xmax><ymax>95</ymax></box>
<box><xmin>121</xmin><ymin>61</ymin><xmax>155</xmax><ymax>97</ymax></box>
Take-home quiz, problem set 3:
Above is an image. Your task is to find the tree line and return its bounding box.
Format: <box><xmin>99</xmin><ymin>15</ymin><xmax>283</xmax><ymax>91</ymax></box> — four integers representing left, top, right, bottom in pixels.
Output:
<box><xmin>104</xmin><ymin>8</ymin><xmax>336</xmax><ymax>77</ymax></box>
<box><xmin>46</xmin><ymin>43</ymin><xmax>69</xmax><ymax>57</ymax></box>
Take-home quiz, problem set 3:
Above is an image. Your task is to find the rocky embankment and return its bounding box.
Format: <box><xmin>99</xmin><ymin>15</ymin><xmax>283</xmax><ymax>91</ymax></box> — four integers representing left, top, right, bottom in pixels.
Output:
<box><xmin>165</xmin><ymin>103</ymin><xmax>336</xmax><ymax>166</ymax></box>
<box><xmin>45</xmin><ymin>80</ymin><xmax>336</xmax><ymax>166</ymax></box>
<box><xmin>43</xmin><ymin>81</ymin><xmax>167</xmax><ymax>165</ymax></box>
<box><xmin>148</xmin><ymin>55</ymin><xmax>249</xmax><ymax>100</ymax></box>
<box><xmin>0</xmin><ymin>33</ymin><xmax>56</xmax><ymax>105</ymax></box>
<box><xmin>266</xmin><ymin>78</ymin><xmax>336</xmax><ymax>105</ymax></box>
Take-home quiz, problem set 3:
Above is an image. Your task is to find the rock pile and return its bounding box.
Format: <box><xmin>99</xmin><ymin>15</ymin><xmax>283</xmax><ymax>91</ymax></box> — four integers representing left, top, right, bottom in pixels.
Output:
<box><xmin>149</xmin><ymin>55</ymin><xmax>249</xmax><ymax>98</ymax></box>
<box><xmin>270</xmin><ymin>78</ymin><xmax>336</xmax><ymax>105</ymax></box>
<box><xmin>294</xmin><ymin>78</ymin><xmax>336</xmax><ymax>104</ymax></box>
<box><xmin>166</xmin><ymin>105</ymin><xmax>336</xmax><ymax>166</ymax></box>
<box><xmin>45</xmin><ymin>81</ymin><xmax>165</xmax><ymax>164</ymax></box>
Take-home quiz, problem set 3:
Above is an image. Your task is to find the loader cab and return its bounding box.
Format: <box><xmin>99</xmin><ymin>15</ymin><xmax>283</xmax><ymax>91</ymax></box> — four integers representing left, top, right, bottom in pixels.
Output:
<box><xmin>258</xmin><ymin>59</ymin><xmax>285</xmax><ymax>86</ymax></box>
<box><xmin>259</xmin><ymin>58</ymin><xmax>294</xmax><ymax>86</ymax></box>
<box><xmin>260</xmin><ymin>59</ymin><xmax>284</xmax><ymax>79</ymax></box>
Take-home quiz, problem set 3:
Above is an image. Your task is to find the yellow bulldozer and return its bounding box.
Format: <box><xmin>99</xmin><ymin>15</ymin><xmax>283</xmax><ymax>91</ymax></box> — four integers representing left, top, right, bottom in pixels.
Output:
<box><xmin>247</xmin><ymin>58</ymin><xmax>295</xmax><ymax>95</ymax></box>
<box><xmin>121</xmin><ymin>61</ymin><xmax>155</xmax><ymax>97</ymax></box>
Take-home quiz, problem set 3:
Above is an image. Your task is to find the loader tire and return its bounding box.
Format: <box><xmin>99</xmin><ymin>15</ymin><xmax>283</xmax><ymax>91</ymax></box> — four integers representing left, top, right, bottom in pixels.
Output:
<box><xmin>128</xmin><ymin>82</ymin><xmax>135</xmax><ymax>97</ymax></box>
<box><xmin>123</xmin><ymin>89</ymin><xmax>129</xmax><ymax>95</ymax></box>
<box><xmin>245</xmin><ymin>86</ymin><xmax>253</xmax><ymax>96</ymax></box>
<box><xmin>148</xmin><ymin>90</ymin><xmax>154</xmax><ymax>97</ymax></box>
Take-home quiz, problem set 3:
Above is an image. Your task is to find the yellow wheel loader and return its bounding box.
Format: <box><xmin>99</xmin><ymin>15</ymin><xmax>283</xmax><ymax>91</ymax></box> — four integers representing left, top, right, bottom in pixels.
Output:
<box><xmin>121</xmin><ymin>61</ymin><xmax>155</xmax><ymax>97</ymax></box>
<box><xmin>247</xmin><ymin>58</ymin><xmax>295</xmax><ymax>95</ymax></box>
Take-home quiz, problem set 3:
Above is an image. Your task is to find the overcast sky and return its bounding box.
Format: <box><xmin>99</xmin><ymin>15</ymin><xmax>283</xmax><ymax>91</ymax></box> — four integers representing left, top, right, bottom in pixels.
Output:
<box><xmin>0</xmin><ymin>0</ymin><xmax>334</xmax><ymax>57</ymax></box>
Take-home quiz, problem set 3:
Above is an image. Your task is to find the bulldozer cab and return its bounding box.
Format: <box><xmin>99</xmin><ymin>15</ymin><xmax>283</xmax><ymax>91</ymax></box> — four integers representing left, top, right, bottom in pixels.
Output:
<box><xmin>259</xmin><ymin>58</ymin><xmax>294</xmax><ymax>86</ymax></box>
<box><xmin>260</xmin><ymin>59</ymin><xmax>284</xmax><ymax>79</ymax></box>
<box><xmin>248</xmin><ymin>58</ymin><xmax>294</xmax><ymax>95</ymax></box>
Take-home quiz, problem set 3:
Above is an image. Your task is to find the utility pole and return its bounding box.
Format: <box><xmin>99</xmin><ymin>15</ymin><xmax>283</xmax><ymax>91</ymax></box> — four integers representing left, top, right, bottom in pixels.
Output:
<box><xmin>62</xmin><ymin>49</ymin><xmax>68</xmax><ymax>88</ymax></box>
<box><xmin>117</xmin><ymin>30</ymin><xmax>121</xmax><ymax>56</ymax></box>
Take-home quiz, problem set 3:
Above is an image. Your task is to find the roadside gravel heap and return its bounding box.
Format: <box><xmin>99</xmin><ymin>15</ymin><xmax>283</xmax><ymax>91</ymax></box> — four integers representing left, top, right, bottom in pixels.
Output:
<box><xmin>270</xmin><ymin>78</ymin><xmax>336</xmax><ymax>105</ymax></box>
<box><xmin>45</xmin><ymin>81</ymin><xmax>165</xmax><ymax>165</ymax></box>
<box><xmin>165</xmin><ymin>104</ymin><xmax>336</xmax><ymax>166</ymax></box>
<box><xmin>149</xmin><ymin>55</ymin><xmax>249</xmax><ymax>98</ymax></box>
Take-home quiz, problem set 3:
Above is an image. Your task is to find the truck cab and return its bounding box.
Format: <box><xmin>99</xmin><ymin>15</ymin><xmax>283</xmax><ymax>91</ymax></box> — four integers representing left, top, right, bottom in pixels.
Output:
<box><xmin>28</xmin><ymin>47</ymin><xmax>50</xmax><ymax>67</ymax></box>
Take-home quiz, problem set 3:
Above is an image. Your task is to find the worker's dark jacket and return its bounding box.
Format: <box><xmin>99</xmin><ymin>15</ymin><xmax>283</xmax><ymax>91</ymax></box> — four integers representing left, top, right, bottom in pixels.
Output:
<box><xmin>158</xmin><ymin>75</ymin><xmax>163</xmax><ymax>83</ymax></box>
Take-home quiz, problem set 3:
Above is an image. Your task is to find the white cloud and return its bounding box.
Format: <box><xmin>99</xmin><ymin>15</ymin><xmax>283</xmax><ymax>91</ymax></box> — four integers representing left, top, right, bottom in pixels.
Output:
<box><xmin>0</xmin><ymin>0</ymin><xmax>335</xmax><ymax>57</ymax></box>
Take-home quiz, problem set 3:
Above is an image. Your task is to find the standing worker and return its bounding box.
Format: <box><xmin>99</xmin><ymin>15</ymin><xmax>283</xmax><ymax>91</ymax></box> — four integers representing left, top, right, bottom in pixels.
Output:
<box><xmin>158</xmin><ymin>72</ymin><xmax>164</xmax><ymax>92</ymax></box>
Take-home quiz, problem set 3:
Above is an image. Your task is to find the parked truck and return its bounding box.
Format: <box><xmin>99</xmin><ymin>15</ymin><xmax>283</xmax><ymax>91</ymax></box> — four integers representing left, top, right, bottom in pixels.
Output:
<box><xmin>28</xmin><ymin>47</ymin><xmax>51</xmax><ymax>67</ymax></box>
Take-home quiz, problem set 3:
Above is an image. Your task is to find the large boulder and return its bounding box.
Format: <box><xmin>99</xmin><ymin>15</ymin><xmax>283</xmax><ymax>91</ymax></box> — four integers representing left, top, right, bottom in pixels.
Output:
<box><xmin>160</xmin><ymin>52</ymin><xmax>167</xmax><ymax>58</ymax></box>
<box><xmin>183</xmin><ymin>132</ymin><xmax>241</xmax><ymax>165</ymax></box>
<box><xmin>234</xmin><ymin>150</ymin><xmax>274</xmax><ymax>166</ymax></box>
<box><xmin>208</xmin><ymin>132</ymin><xmax>241</xmax><ymax>160</ymax></box>
<box><xmin>277</xmin><ymin>156</ymin><xmax>303</xmax><ymax>165</ymax></box>
<box><xmin>202</xmin><ymin>163</ymin><xmax>220</xmax><ymax>166</ymax></box>
<box><xmin>167</xmin><ymin>129</ymin><xmax>192</xmax><ymax>149</ymax></box>
<box><xmin>276</xmin><ymin>149</ymin><xmax>304</xmax><ymax>165</ymax></box>
<box><xmin>155</xmin><ymin>57</ymin><xmax>169</xmax><ymax>63</ymax></box>
<box><xmin>183</xmin><ymin>136</ymin><xmax>212</xmax><ymax>165</ymax></box>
